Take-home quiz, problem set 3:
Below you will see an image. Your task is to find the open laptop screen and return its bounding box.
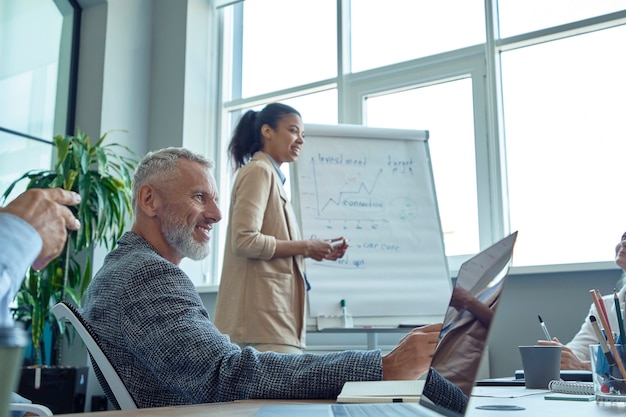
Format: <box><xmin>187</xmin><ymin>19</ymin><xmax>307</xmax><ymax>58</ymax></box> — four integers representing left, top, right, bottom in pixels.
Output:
<box><xmin>420</xmin><ymin>232</ymin><xmax>518</xmax><ymax>417</ymax></box>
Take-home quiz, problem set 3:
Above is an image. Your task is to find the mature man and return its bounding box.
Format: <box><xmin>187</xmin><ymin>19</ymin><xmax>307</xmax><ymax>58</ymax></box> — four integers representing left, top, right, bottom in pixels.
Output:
<box><xmin>82</xmin><ymin>147</ymin><xmax>466</xmax><ymax>410</ymax></box>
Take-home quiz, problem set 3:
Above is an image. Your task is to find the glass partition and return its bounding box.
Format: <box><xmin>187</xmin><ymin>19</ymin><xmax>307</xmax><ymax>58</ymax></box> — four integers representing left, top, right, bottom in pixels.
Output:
<box><xmin>0</xmin><ymin>0</ymin><xmax>79</xmax><ymax>197</ymax></box>
<box><xmin>0</xmin><ymin>131</ymin><xmax>53</xmax><ymax>202</ymax></box>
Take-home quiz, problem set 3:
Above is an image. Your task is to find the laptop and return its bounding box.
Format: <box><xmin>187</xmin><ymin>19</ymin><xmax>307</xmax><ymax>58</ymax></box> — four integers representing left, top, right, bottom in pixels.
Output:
<box><xmin>254</xmin><ymin>232</ymin><xmax>518</xmax><ymax>417</ymax></box>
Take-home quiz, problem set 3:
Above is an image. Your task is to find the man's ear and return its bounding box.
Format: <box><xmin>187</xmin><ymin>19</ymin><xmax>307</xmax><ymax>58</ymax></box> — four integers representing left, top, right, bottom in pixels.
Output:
<box><xmin>136</xmin><ymin>184</ymin><xmax>159</xmax><ymax>217</ymax></box>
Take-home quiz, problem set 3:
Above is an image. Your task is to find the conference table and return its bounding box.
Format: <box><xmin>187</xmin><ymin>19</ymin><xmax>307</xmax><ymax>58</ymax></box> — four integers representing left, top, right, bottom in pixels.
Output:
<box><xmin>56</xmin><ymin>386</ymin><xmax>626</xmax><ymax>417</ymax></box>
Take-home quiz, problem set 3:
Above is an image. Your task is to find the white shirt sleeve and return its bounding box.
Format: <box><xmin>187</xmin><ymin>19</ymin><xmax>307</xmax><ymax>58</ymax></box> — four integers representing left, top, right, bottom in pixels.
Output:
<box><xmin>566</xmin><ymin>291</ymin><xmax>626</xmax><ymax>362</ymax></box>
<box><xmin>0</xmin><ymin>212</ymin><xmax>42</xmax><ymax>327</ymax></box>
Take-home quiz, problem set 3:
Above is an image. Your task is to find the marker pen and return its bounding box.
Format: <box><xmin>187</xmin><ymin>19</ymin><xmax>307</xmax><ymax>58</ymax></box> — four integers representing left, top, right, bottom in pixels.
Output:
<box><xmin>330</xmin><ymin>239</ymin><xmax>345</xmax><ymax>249</ymax></box>
<box><xmin>538</xmin><ymin>315</ymin><xmax>551</xmax><ymax>340</ymax></box>
<box><xmin>341</xmin><ymin>299</ymin><xmax>348</xmax><ymax>328</ymax></box>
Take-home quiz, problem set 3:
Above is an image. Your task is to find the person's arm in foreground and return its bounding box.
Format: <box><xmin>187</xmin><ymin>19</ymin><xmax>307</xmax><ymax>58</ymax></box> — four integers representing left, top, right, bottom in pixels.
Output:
<box><xmin>0</xmin><ymin>188</ymin><xmax>80</xmax><ymax>326</ymax></box>
<box><xmin>0</xmin><ymin>188</ymin><xmax>81</xmax><ymax>271</ymax></box>
<box><xmin>423</xmin><ymin>368</ymin><xmax>469</xmax><ymax>414</ymax></box>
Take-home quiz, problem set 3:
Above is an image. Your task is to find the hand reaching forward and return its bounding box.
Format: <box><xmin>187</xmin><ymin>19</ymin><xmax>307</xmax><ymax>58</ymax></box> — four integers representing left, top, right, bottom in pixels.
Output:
<box><xmin>0</xmin><ymin>188</ymin><xmax>81</xmax><ymax>270</ymax></box>
<box><xmin>382</xmin><ymin>323</ymin><xmax>442</xmax><ymax>380</ymax></box>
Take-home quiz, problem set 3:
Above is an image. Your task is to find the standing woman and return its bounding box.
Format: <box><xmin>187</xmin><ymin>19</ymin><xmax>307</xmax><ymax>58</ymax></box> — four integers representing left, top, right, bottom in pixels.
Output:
<box><xmin>214</xmin><ymin>103</ymin><xmax>347</xmax><ymax>353</ymax></box>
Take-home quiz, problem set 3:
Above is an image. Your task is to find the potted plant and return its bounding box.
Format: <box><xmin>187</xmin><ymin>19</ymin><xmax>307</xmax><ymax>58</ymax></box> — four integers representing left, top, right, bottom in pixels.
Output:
<box><xmin>2</xmin><ymin>130</ymin><xmax>137</xmax><ymax>413</ymax></box>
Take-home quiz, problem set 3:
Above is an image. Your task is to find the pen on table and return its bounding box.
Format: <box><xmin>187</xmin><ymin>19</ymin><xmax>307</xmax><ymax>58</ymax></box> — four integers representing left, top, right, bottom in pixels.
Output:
<box><xmin>590</xmin><ymin>315</ymin><xmax>616</xmax><ymax>367</ymax></box>
<box><xmin>538</xmin><ymin>315</ymin><xmax>552</xmax><ymax>340</ymax></box>
<box><xmin>614</xmin><ymin>289</ymin><xmax>626</xmax><ymax>348</ymax></box>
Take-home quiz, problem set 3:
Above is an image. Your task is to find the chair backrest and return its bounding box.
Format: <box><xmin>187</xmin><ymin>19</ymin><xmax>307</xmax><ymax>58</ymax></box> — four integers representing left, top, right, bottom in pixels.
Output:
<box><xmin>51</xmin><ymin>302</ymin><xmax>138</xmax><ymax>410</ymax></box>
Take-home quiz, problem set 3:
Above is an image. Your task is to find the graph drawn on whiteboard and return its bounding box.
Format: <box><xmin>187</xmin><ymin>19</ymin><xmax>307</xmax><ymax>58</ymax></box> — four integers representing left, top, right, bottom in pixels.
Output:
<box><xmin>292</xmin><ymin>124</ymin><xmax>451</xmax><ymax>320</ymax></box>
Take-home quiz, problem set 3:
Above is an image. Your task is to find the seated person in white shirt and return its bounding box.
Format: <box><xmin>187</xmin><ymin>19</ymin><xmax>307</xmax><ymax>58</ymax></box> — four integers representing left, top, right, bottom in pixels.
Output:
<box><xmin>538</xmin><ymin>231</ymin><xmax>626</xmax><ymax>370</ymax></box>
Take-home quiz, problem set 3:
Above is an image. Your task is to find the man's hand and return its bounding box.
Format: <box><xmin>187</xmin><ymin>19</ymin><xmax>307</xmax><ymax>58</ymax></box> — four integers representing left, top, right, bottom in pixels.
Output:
<box><xmin>0</xmin><ymin>188</ymin><xmax>81</xmax><ymax>269</ymax></box>
<box><xmin>382</xmin><ymin>323</ymin><xmax>442</xmax><ymax>380</ymax></box>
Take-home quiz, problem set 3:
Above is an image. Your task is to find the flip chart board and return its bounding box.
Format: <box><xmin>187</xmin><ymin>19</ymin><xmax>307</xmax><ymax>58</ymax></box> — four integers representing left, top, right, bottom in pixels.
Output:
<box><xmin>291</xmin><ymin>123</ymin><xmax>452</xmax><ymax>321</ymax></box>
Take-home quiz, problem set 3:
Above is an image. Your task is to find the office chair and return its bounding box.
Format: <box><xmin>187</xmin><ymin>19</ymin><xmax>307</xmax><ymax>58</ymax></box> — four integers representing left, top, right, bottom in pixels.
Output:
<box><xmin>51</xmin><ymin>302</ymin><xmax>138</xmax><ymax>410</ymax></box>
<box><xmin>9</xmin><ymin>403</ymin><xmax>53</xmax><ymax>416</ymax></box>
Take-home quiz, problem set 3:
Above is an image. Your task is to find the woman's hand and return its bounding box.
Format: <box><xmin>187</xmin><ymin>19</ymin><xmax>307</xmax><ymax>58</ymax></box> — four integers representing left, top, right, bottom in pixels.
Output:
<box><xmin>301</xmin><ymin>237</ymin><xmax>349</xmax><ymax>261</ymax></box>
<box><xmin>274</xmin><ymin>237</ymin><xmax>349</xmax><ymax>261</ymax></box>
<box><xmin>537</xmin><ymin>338</ymin><xmax>591</xmax><ymax>370</ymax></box>
<box><xmin>324</xmin><ymin>237</ymin><xmax>348</xmax><ymax>261</ymax></box>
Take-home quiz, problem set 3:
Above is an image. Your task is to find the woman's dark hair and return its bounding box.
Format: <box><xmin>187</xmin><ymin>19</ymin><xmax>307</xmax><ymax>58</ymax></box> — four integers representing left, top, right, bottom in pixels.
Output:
<box><xmin>228</xmin><ymin>102</ymin><xmax>301</xmax><ymax>170</ymax></box>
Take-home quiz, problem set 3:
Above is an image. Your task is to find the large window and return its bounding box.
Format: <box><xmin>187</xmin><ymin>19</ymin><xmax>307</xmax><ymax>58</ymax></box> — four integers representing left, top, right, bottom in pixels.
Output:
<box><xmin>497</xmin><ymin>0</ymin><xmax>626</xmax><ymax>37</ymax></box>
<box><xmin>232</xmin><ymin>0</ymin><xmax>337</xmax><ymax>99</ymax></box>
<box><xmin>350</xmin><ymin>0</ymin><xmax>485</xmax><ymax>72</ymax></box>
<box><xmin>0</xmin><ymin>0</ymin><xmax>63</xmax><ymax>137</ymax></box>
<box><xmin>501</xmin><ymin>25</ymin><xmax>626</xmax><ymax>266</ymax></box>
<box><xmin>365</xmin><ymin>77</ymin><xmax>479</xmax><ymax>257</ymax></box>
<box><xmin>0</xmin><ymin>0</ymin><xmax>79</xmax><ymax>201</ymax></box>
<box><xmin>214</xmin><ymin>0</ymin><xmax>626</xmax><ymax>279</ymax></box>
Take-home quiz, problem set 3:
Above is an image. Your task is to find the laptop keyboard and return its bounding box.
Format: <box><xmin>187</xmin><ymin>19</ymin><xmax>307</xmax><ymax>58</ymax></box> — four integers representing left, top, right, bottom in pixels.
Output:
<box><xmin>331</xmin><ymin>403</ymin><xmax>425</xmax><ymax>417</ymax></box>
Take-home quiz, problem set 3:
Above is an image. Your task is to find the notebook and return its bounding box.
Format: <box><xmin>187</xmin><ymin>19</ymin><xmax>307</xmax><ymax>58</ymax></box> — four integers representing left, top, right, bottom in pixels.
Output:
<box><xmin>254</xmin><ymin>232</ymin><xmax>518</xmax><ymax>417</ymax></box>
<box><xmin>336</xmin><ymin>379</ymin><xmax>425</xmax><ymax>403</ymax></box>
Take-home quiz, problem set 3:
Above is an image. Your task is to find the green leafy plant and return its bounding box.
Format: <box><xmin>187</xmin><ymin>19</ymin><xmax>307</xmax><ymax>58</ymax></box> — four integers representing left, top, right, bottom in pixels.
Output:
<box><xmin>2</xmin><ymin>130</ymin><xmax>137</xmax><ymax>365</ymax></box>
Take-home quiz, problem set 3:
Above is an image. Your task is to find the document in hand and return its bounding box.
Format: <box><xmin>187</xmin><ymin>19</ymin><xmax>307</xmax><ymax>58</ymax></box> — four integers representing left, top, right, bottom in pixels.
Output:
<box><xmin>336</xmin><ymin>380</ymin><xmax>425</xmax><ymax>403</ymax></box>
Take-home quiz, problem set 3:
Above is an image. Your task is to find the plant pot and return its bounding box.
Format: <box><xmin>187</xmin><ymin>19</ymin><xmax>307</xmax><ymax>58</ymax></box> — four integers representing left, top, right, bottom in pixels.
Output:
<box><xmin>17</xmin><ymin>366</ymin><xmax>88</xmax><ymax>414</ymax></box>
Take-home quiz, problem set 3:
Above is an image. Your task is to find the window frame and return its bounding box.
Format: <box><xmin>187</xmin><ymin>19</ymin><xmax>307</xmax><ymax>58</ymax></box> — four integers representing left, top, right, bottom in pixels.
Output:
<box><xmin>207</xmin><ymin>0</ymin><xmax>626</xmax><ymax>284</ymax></box>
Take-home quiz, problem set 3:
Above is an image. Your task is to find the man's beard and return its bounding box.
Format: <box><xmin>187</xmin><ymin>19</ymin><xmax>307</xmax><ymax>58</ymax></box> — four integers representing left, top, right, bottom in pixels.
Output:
<box><xmin>161</xmin><ymin>213</ymin><xmax>210</xmax><ymax>261</ymax></box>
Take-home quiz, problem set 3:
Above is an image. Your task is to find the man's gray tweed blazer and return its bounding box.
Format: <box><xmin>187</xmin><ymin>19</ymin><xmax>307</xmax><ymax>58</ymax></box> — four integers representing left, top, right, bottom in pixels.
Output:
<box><xmin>82</xmin><ymin>232</ymin><xmax>382</xmax><ymax>408</ymax></box>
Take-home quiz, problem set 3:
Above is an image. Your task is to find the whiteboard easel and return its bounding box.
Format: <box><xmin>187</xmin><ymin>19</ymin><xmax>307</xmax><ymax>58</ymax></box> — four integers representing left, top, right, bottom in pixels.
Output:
<box><xmin>291</xmin><ymin>123</ymin><xmax>451</xmax><ymax>326</ymax></box>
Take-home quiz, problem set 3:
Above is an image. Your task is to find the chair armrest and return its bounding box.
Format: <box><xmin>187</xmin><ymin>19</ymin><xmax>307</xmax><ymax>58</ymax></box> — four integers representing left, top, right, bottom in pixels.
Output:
<box><xmin>10</xmin><ymin>403</ymin><xmax>53</xmax><ymax>416</ymax></box>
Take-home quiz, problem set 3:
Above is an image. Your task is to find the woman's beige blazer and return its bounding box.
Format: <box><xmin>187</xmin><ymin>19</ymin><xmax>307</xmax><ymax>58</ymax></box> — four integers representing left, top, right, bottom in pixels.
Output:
<box><xmin>214</xmin><ymin>152</ymin><xmax>307</xmax><ymax>348</ymax></box>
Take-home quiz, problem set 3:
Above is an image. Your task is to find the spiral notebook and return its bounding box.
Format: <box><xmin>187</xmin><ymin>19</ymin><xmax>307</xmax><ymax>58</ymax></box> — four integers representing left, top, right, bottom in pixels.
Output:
<box><xmin>544</xmin><ymin>380</ymin><xmax>595</xmax><ymax>401</ymax></box>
